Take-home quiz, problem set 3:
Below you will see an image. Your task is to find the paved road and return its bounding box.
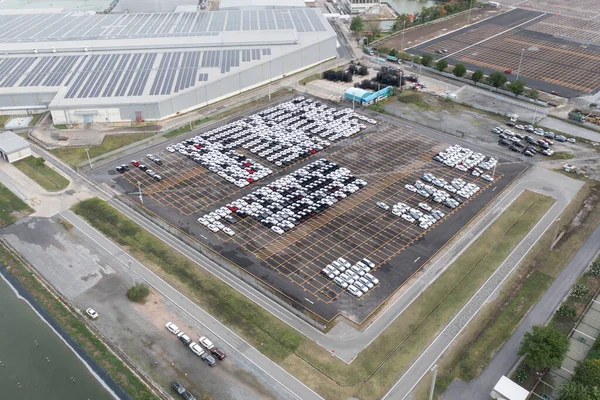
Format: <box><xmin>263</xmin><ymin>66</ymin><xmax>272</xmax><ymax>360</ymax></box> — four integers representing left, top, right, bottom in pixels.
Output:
<box><xmin>380</xmin><ymin>167</ymin><xmax>583</xmax><ymax>400</ymax></box>
<box><xmin>59</xmin><ymin>210</ymin><xmax>321</xmax><ymax>400</ymax></box>
<box><xmin>442</xmin><ymin>222</ymin><xmax>600</xmax><ymax>400</ymax></box>
<box><xmin>538</xmin><ymin>116</ymin><xmax>600</xmax><ymax>142</ymax></box>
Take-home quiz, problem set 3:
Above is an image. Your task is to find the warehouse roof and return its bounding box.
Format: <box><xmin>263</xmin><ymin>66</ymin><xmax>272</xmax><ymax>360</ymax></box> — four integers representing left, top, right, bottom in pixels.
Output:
<box><xmin>0</xmin><ymin>131</ymin><xmax>30</xmax><ymax>153</ymax></box>
<box><xmin>220</xmin><ymin>0</ymin><xmax>306</xmax><ymax>9</ymax></box>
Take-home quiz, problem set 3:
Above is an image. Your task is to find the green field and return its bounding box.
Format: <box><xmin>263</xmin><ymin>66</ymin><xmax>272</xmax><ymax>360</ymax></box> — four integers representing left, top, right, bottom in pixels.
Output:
<box><xmin>0</xmin><ymin>183</ymin><xmax>33</xmax><ymax>227</ymax></box>
<box><xmin>14</xmin><ymin>156</ymin><xmax>69</xmax><ymax>191</ymax></box>
<box><xmin>51</xmin><ymin>133</ymin><xmax>155</xmax><ymax>167</ymax></box>
<box><xmin>72</xmin><ymin>190</ymin><xmax>554</xmax><ymax>400</ymax></box>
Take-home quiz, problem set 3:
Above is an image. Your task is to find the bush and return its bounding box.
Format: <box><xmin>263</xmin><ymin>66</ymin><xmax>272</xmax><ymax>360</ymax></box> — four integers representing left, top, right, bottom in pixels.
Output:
<box><xmin>412</xmin><ymin>54</ymin><xmax>421</xmax><ymax>64</ymax></box>
<box><xmin>556</xmin><ymin>304</ymin><xmax>577</xmax><ymax>319</ymax></box>
<box><xmin>127</xmin><ymin>283</ymin><xmax>150</xmax><ymax>303</ymax></box>
<box><xmin>35</xmin><ymin>157</ymin><xmax>45</xmax><ymax>167</ymax></box>
<box><xmin>421</xmin><ymin>54</ymin><xmax>433</xmax><ymax>67</ymax></box>
<box><xmin>571</xmin><ymin>283</ymin><xmax>590</xmax><ymax>300</ymax></box>
<box><xmin>518</xmin><ymin>325</ymin><xmax>569</xmax><ymax>370</ymax></box>
<box><xmin>573</xmin><ymin>359</ymin><xmax>600</xmax><ymax>387</ymax></box>
<box><xmin>399</xmin><ymin>52</ymin><xmax>411</xmax><ymax>61</ymax></box>
<box><xmin>435</xmin><ymin>59</ymin><xmax>448</xmax><ymax>72</ymax></box>
<box><xmin>453</xmin><ymin>63</ymin><xmax>467</xmax><ymax>77</ymax></box>
<box><xmin>589</xmin><ymin>260</ymin><xmax>600</xmax><ymax>277</ymax></box>
<box><xmin>513</xmin><ymin>363</ymin><xmax>531</xmax><ymax>384</ymax></box>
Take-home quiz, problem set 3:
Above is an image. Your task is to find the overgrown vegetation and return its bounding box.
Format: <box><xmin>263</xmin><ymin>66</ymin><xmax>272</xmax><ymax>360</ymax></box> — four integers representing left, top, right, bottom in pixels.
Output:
<box><xmin>0</xmin><ymin>183</ymin><xmax>33</xmax><ymax>227</ymax></box>
<box><xmin>126</xmin><ymin>283</ymin><xmax>150</xmax><ymax>303</ymax></box>
<box><xmin>13</xmin><ymin>156</ymin><xmax>69</xmax><ymax>191</ymax></box>
<box><xmin>0</xmin><ymin>243</ymin><xmax>155</xmax><ymax>399</ymax></box>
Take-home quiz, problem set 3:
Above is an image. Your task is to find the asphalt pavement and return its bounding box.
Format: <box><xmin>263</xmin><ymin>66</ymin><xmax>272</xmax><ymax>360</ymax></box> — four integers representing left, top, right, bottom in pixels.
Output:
<box><xmin>442</xmin><ymin>221</ymin><xmax>600</xmax><ymax>400</ymax></box>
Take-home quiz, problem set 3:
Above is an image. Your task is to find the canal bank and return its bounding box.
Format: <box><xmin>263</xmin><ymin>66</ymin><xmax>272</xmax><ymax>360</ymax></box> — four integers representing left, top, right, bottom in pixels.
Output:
<box><xmin>0</xmin><ymin>264</ymin><xmax>126</xmax><ymax>400</ymax></box>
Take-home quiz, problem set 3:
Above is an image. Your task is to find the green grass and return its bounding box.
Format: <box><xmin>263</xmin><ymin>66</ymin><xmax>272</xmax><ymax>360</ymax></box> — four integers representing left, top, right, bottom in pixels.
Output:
<box><xmin>72</xmin><ymin>198</ymin><xmax>304</xmax><ymax>361</ymax></box>
<box><xmin>0</xmin><ymin>183</ymin><xmax>33</xmax><ymax>227</ymax></box>
<box><xmin>548</xmin><ymin>151</ymin><xmax>575</xmax><ymax>160</ymax></box>
<box><xmin>71</xmin><ymin>191</ymin><xmax>554</xmax><ymax>400</ymax></box>
<box><xmin>53</xmin><ymin>124</ymin><xmax>70</xmax><ymax>129</ymax></box>
<box><xmin>397</xmin><ymin>90</ymin><xmax>433</xmax><ymax>110</ymax></box>
<box><xmin>299</xmin><ymin>73</ymin><xmax>323</xmax><ymax>86</ymax></box>
<box><xmin>0</xmin><ymin>243</ymin><xmax>156</xmax><ymax>399</ymax></box>
<box><xmin>28</xmin><ymin>113</ymin><xmax>45</xmax><ymax>127</ymax></box>
<box><xmin>13</xmin><ymin>156</ymin><xmax>69</xmax><ymax>191</ymax></box>
<box><xmin>0</xmin><ymin>115</ymin><xmax>11</xmax><ymax>128</ymax></box>
<box><xmin>51</xmin><ymin>133</ymin><xmax>154</xmax><ymax>167</ymax></box>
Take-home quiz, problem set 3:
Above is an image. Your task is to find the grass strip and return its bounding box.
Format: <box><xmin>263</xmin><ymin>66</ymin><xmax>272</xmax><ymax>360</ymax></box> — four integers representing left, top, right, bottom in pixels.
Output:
<box><xmin>13</xmin><ymin>156</ymin><xmax>69</xmax><ymax>191</ymax></box>
<box><xmin>0</xmin><ymin>243</ymin><xmax>156</xmax><ymax>399</ymax></box>
<box><xmin>0</xmin><ymin>183</ymin><xmax>33</xmax><ymax>227</ymax></box>
<box><xmin>74</xmin><ymin>189</ymin><xmax>551</xmax><ymax>399</ymax></box>
<box><xmin>51</xmin><ymin>133</ymin><xmax>154</xmax><ymax>167</ymax></box>
<box><xmin>72</xmin><ymin>198</ymin><xmax>304</xmax><ymax>362</ymax></box>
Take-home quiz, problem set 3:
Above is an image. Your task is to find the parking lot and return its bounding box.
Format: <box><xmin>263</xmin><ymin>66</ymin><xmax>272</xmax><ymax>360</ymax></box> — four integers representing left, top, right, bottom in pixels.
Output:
<box><xmin>92</xmin><ymin>97</ymin><xmax>526</xmax><ymax>323</ymax></box>
<box><xmin>411</xmin><ymin>8</ymin><xmax>600</xmax><ymax>98</ymax></box>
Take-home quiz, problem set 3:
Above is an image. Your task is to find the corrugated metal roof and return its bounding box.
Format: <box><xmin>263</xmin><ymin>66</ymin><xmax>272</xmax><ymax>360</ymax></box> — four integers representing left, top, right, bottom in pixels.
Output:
<box><xmin>0</xmin><ymin>130</ymin><xmax>30</xmax><ymax>153</ymax></box>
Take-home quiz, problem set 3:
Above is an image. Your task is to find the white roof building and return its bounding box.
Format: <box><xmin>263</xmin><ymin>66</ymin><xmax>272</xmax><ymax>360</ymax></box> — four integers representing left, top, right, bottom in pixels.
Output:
<box><xmin>491</xmin><ymin>376</ymin><xmax>530</xmax><ymax>400</ymax></box>
<box><xmin>0</xmin><ymin>6</ymin><xmax>337</xmax><ymax>124</ymax></box>
<box><xmin>0</xmin><ymin>131</ymin><xmax>31</xmax><ymax>163</ymax></box>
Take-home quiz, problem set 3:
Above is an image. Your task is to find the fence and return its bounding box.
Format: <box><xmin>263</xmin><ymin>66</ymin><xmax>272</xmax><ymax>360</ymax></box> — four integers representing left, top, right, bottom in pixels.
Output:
<box><xmin>466</xmin><ymin>86</ymin><xmax>549</xmax><ymax>115</ymax></box>
<box><xmin>114</xmin><ymin>195</ymin><xmax>327</xmax><ymax>330</ymax></box>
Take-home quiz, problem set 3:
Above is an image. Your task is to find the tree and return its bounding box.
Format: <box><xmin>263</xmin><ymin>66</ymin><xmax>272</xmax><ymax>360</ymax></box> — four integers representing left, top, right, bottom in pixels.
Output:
<box><xmin>571</xmin><ymin>283</ymin><xmax>590</xmax><ymax>300</ymax></box>
<box><xmin>518</xmin><ymin>325</ymin><xmax>569</xmax><ymax>370</ymax></box>
<box><xmin>560</xmin><ymin>381</ymin><xmax>600</xmax><ymax>400</ymax></box>
<box><xmin>528</xmin><ymin>88</ymin><xmax>539</xmax><ymax>99</ymax></box>
<box><xmin>126</xmin><ymin>283</ymin><xmax>150</xmax><ymax>303</ymax></box>
<box><xmin>366</xmin><ymin>21</ymin><xmax>381</xmax><ymax>39</ymax></box>
<box><xmin>34</xmin><ymin>157</ymin><xmax>45</xmax><ymax>167</ymax></box>
<box><xmin>574</xmin><ymin>359</ymin><xmax>600</xmax><ymax>388</ymax></box>
<box><xmin>412</xmin><ymin>54</ymin><xmax>421</xmax><ymax>64</ymax></box>
<box><xmin>488</xmin><ymin>71</ymin><xmax>508</xmax><ymax>90</ymax></box>
<box><xmin>420</xmin><ymin>53</ymin><xmax>433</xmax><ymax>67</ymax></box>
<box><xmin>350</xmin><ymin>16</ymin><xmax>363</xmax><ymax>33</ymax></box>
<box><xmin>435</xmin><ymin>59</ymin><xmax>448</xmax><ymax>72</ymax></box>
<box><xmin>556</xmin><ymin>304</ymin><xmax>577</xmax><ymax>319</ymax></box>
<box><xmin>590</xmin><ymin>260</ymin><xmax>600</xmax><ymax>277</ymax></box>
<box><xmin>453</xmin><ymin>63</ymin><xmax>467</xmax><ymax>77</ymax></box>
<box><xmin>471</xmin><ymin>70</ymin><xmax>484</xmax><ymax>85</ymax></box>
<box><xmin>507</xmin><ymin>79</ymin><xmax>526</xmax><ymax>97</ymax></box>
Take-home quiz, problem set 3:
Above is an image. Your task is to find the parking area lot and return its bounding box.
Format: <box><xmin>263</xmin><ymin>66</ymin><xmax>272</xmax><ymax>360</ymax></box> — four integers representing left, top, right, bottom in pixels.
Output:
<box><xmin>411</xmin><ymin>8</ymin><xmax>600</xmax><ymax>98</ymax></box>
<box><xmin>92</xmin><ymin>97</ymin><xmax>526</xmax><ymax>323</ymax></box>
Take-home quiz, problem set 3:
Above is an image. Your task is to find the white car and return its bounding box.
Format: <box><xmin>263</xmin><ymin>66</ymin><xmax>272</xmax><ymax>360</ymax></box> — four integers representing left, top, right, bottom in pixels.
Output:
<box><xmin>334</xmin><ymin>277</ymin><xmax>348</xmax><ymax>289</ymax></box>
<box><xmin>418</xmin><ymin>203</ymin><xmax>432</xmax><ymax>212</ymax></box>
<box><xmin>189</xmin><ymin>342</ymin><xmax>205</xmax><ymax>356</ymax></box>
<box><xmin>347</xmin><ymin>285</ymin><xmax>363</xmax><ymax>298</ymax></box>
<box><xmin>199</xmin><ymin>336</ymin><xmax>214</xmax><ymax>350</ymax></box>
<box><xmin>85</xmin><ymin>308</ymin><xmax>99</xmax><ymax>319</ymax></box>
<box><xmin>362</xmin><ymin>258</ymin><xmax>376</xmax><ymax>269</ymax></box>
<box><xmin>166</xmin><ymin>146</ymin><xmax>176</xmax><ymax>152</ymax></box>
<box><xmin>223</xmin><ymin>227</ymin><xmax>235</xmax><ymax>236</ymax></box>
<box><xmin>402</xmin><ymin>214</ymin><xmax>416</xmax><ymax>223</ymax></box>
<box><xmin>272</xmin><ymin>226</ymin><xmax>284</xmax><ymax>234</ymax></box>
<box><xmin>405</xmin><ymin>184</ymin><xmax>417</xmax><ymax>192</ymax></box>
<box><xmin>166</xmin><ymin>322</ymin><xmax>180</xmax><ymax>335</ymax></box>
<box><xmin>364</xmin><ymin>273</ymin><xmax>379</xmax><ymax>285</ymax></box>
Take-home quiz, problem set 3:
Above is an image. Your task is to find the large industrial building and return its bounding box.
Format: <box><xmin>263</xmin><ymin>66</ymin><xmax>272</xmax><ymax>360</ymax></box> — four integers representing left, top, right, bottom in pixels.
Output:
<box><xmin>0</xmin><ymin>4</ymin><xmax>337</xmax><ymax>124</ymax></box>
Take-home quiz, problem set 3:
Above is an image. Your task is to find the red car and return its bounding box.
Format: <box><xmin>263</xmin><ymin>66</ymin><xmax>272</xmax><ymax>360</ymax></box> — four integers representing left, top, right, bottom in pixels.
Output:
<box><xmin>131</xmin><ymin>160</ymin><xmax>140</xmax><ymax>167</ymax></box>
<box><xmin>504</xmin><ymin>69</ymin><xmax>512</xmax><ymax>74</ymax></box>
<box><xmin>246</xmin><ymin>177</ymin><xmax>254</xmax><ymax>183</ymax></box>
<box><xmin>211</xmin><ymin>348</ymin><xmax>226</xmax><ymax>360</ymax></box>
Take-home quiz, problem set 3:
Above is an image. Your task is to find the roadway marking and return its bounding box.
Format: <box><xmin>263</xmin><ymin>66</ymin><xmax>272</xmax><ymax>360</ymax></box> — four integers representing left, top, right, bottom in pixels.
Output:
<box><xmin>413</xmin><ymin>257</ymin><xmax>421</xmax><ymax>263</ymax></box>
<box><xmin>201</xmin><ymin>235</ymin><xmax>207</xmax><ymax>240</ymax></box>
<box><xmin>305</xmin><ymin>298</ymin><xmax>315</xmax><ymax>305</ymax></box>
<box><xmin>441</xmin><ymin>12</ymin><xmax>547</xmax><ymax>61</ymax></box>
<box><xmin>493</xmin><ymin>186</ymin><xmax>497</xmax><ymax>191</ymax></box>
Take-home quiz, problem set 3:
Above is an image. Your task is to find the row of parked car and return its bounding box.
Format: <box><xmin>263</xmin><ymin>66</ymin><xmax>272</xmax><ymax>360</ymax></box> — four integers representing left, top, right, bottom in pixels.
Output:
<box><xmin>505</xmin><ymin>122</ymin><xmax>576</xmax><ymax>143</ymax></box>
<box><xmin>405</xmin><ymin>173</ymin><xmax>481</xmax><ymax>209</ymax></box>
<box><xmin>432</xmin><ymin>145</ymin><xmax>498</xmax><ymax>175</ymax></box>
<box><xmin>321</xmin><ymin>257</ymin><xmax>380</xmax><ymax>297</ymax></box>
<box><xmin>492</xmin><ymin>125</ymin><xmax>561</xmax><ymax>157</ymax></box>
<box><xmin>166</xmin><ymin>321</ymin><xmax>226</xmax><ymax>366</ymax></box>
<box><xmin>198</xmin><ymin>159</ymin><xmax>366</xmax><ymax>236</ymax></box>
<box><xmin>115</xmin><ymin>154</ymin><xmax>164</xmax><ymax>180</ymax></box>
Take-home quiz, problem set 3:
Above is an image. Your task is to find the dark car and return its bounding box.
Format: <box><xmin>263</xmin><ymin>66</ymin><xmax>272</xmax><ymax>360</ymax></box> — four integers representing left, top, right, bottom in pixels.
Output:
<box><xmin>509</xmin><ymin>144</ymin><xmax>522</xmax><ymax>153</ymax></box>
<box><xmin>525</xmin><ymin>146</ymin><xmax>537</xmax><ymax>154</ymax></box>
<box><xmin>224</xmin><ymin>215</ymin><xmax>236</xmax><ymax>224</ymax></box>
<box><xmin>182</xmin><ymin>391</ymin><xmax>196</xmax><ymax>400</ymax></box>
<box><xmin>139</xmin><ymin>164</ymin><xmax>148</xmax><ymax>171</ymax></box>
<box><xmin>498</xmin><ymin>138</ymin><xmax>510</xmax><ymax>146</ymax></box>
<box><xmin>537</xmin><ymin>140</ymin><xmax>549</xmax><ymax>149</ymax></box>
<box><xmin>201</xmin><ymin>353</ymin><xmax>217</xmax><ymax>367</ymax></box>
<box><xmin>525</xmin><ymin>135</ymin><xmax>536</xmax><ymax>144</ymax></box>
<box><xmin>177</xmin><ymin>332</ymin><xmax>191</xmax><ymax>346</ymax></box>
<box><xmin>172</xmin><ymin>381</ymin><xmax>186</xmax><ymax>395</ymax></box>
<box><xmin>153</xmin><ymin>159</ymin><xmax>163</xmax><ymax>165</ymax></box>
<box><xmin>120</xmin><ymin>164</ymin><xmax>130</xmax><ymax>171</ymax></box>
<box><xmin>116</xmin><ymin>166</ymin><xmax>125</xmax><ymax>173</ymax></box>
<box><xmin>524</xmin><ymin>150</ymin><xmax>534</xmax><ymax>157</ymax></box>
<box><xmin>211</xmin><ymin>348</ymin><xmax>226</xmax><ymax>360</ymax></box>
<box><xmin>506</xmin><ymin>121</ymin><xmax>515</xmax><ymax>127</ymax></box>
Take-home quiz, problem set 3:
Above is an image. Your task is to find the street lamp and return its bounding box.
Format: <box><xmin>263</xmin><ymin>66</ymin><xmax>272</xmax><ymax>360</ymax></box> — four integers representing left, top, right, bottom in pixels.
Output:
<box><xmin>466</xmin><ymin>0</ymin><xmax>474</xmax><ymax>26</ymax></box>
<box><xmin>401</xmin><ymin>19</ymin><xmax>407</xmax><ymax>52</ymax></box>
<box><xmin>516</xmin><ymin>48</ymin><xmax>525</xmax><ymax>80</ymax></box>
<box><xmin>85</xmin><ymin>147</ymin><xmax>93</xmax><ymax>169</ymax></box>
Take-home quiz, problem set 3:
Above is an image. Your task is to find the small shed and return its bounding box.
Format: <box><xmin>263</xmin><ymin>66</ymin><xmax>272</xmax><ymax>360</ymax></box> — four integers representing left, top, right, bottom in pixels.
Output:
<box><xmin>0</xmin><ymin>131</ymin><xmax>31</xmax><ymax>163</ymax></box>
<box><xmin>344</xmin><ymin>87</ymin><xmax>372</xmax><ymax>103</ymax></box>
<box><xmin>491</xmin><ymin>376</ymin><xmax>529</xmax><ymax>400</ymax></box>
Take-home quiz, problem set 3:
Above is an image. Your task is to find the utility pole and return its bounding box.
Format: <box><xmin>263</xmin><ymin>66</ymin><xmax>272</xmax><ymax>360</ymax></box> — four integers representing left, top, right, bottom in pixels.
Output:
<box><xmin>85</xmin><ymin>147</ymin><xmax>93</xmax><ymax>169</ymax></box>
<box><xmin>127</xmin><ymin>261</ymin><xmax>134</xmax><ymax>283</ymax></box>
<box><xmin>516</xmin><ymin>48</ymin><xmax>525</xmax><ymax>80</ymax></box>
<box><xmin>268</xmin><ymin>84</ymin><xmax>271</xmax><ymax>101</ymax></box>
<box><xmin>138</xmin><ymin>181</ymin><xmax>143</xmax><ymax>205</ymax></box>
<box><xmin>429</xmin><ymin>365</ymin><xmax>438</xmax><ymax>400</ymax></box>
<box><xmin>550</xmin><ymin>218</ymin><xmax>561</xmax><ymax>251</ymax></box>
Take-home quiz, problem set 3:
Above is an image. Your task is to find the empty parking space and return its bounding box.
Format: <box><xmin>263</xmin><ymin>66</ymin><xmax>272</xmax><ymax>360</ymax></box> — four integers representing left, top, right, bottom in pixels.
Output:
<box><xmin>96</xmin><ymin>97</ymin><xmax>526</xmax><ymax>322</ymax></box>
<box><xmin>412</xmin><ymin>8</ymin><xmax>600</xmax><ymax>97</ymax></box>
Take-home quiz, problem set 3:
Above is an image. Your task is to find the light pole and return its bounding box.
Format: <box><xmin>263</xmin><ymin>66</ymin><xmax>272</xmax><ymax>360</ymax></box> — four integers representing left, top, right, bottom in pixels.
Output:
<box><xmin>85</xmin><ymin>147</ymin><xmax>93</xmax><ymax>169</ymax></box>
<box><xmin>516</xmin><ymin>48</ymin><xmax>525</xmax><ymax>80</ymax></box>
<box><xmin>137</xmin><ymin>181</ymin><xmax>143</xmax><ymax>205</ymax></box>
<box><xmin>127</xmin><ymin>261</ymin><xmax>134</xmax><ymax>283</ymax></box>
<box><xmin>429</xmin><ymin>365</ymin><xmax>438</xmax><ymax>400</ymax></box>
<box><xmin>401</xmin><ymin>19</ymin><xmax>406</xmax><ymax>52</ymax></box>
<box><xmin>466</xmin><ymin>0</ymin><xmax>474</xmax><ymax>26</ymax></box>
<box><xmin>550</xmin><ymin>218</ymin><xmax>561</xmax><ymax>251</ymax></box>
